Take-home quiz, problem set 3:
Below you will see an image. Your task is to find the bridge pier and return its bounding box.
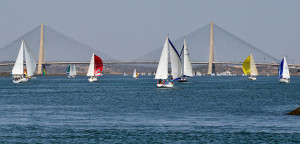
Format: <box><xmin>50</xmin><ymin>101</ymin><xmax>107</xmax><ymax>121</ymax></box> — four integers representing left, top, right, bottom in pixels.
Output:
<box><xmin>37</xmin><ymin>24</ymin><xmax>45</xmax><ymax>75</ymax></box>
<box><xmin>207</xmin><ymin>21</ymin><xmax>215</xmax><ymax>75</ymax></box>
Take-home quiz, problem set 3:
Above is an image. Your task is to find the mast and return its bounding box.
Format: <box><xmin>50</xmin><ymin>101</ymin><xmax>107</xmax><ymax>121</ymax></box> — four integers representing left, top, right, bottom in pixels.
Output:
<box><xmin>37</xmin><ymin>24</ymin><xmax>45</xmax><ymax>75</ymax></box>
<box><xmin>207</xmin><ymin>21</ymin><xmax>215</xmax><ymax>75</ymax></box>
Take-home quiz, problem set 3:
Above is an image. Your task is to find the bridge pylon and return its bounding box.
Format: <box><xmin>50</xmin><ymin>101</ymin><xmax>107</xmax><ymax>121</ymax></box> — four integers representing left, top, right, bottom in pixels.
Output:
<box><xmin>207</xmin><ymin>21</ymin><xmax>215</xmax><ymax>75</ymax></box>
<box><xmin>37</xmin><ymin>24</ymin><xmax>45</xmax><ymax>75</ymax></box>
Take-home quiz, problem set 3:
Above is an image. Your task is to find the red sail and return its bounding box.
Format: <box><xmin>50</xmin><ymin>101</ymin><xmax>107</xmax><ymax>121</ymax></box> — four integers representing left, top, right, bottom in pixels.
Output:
<box><xmin>94</xmin><ymin>54</ymin><xmax>103</xmax><ymax>76</ymax></box>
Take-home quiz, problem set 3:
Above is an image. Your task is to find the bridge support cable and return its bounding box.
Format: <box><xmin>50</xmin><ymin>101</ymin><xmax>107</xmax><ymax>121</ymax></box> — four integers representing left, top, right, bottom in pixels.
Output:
<box><xmin>134</xmin><ymin>22</ymin><xmax>279</xmax><ymax>65</ymax></box>
<box><xmin>0</xmin><ymin>25</ymin><xmax>116</xmax><ymax>64</ymax></box>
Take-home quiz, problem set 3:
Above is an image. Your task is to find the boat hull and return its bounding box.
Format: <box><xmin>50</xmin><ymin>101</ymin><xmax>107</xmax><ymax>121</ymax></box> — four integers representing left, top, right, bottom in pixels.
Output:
<box><xmin>157</xmin><ymin>82</ymin><xmax>174</xmax><ymax>88</ymax></box>
<box><xmin>279</xmin><ymin>78</ymin><xmax>289</xmax><ymax>83</ymax></box>
<box><xmin>88</xmin><ymin>77</ymin><xmax>97</xmax><ymax>82</ymax></box>
<box><xmin>13</xmin><ymin>77</ymin><xmax>28</xmax><ymax>83</ymax></box>
<box><xmin>157</xmin><ymin>83</ymin><xmax>163</xmax><ymax>88</ymax></box>
<box><xmin>161</xmin><ymin>83</ymin><xmax>174</xmax><ymax>88</ymax></box>
<box><xmin>248</xmin><ymin>77</ymin><xmax>256</xmax><ymax>80</ymax></box>
<box><xmin>177</xmin><ymin>77</ymin><xmax>187</xmax><ymax>82</ymax></box>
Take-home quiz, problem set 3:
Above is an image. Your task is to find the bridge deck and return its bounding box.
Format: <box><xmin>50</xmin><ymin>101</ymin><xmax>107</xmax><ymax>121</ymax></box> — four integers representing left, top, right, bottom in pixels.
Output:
<box><xmin>1</xmin><ymin>61</ymin><xmax>299</xmax><ymax>67</ymax></box>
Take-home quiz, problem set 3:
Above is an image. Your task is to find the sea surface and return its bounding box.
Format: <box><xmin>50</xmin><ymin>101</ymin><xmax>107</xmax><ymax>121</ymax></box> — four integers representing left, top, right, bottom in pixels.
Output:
<box><xmin>0</xmin><ymin>75</ymin><xmax>299</xmax><ymax>143</ymax></box>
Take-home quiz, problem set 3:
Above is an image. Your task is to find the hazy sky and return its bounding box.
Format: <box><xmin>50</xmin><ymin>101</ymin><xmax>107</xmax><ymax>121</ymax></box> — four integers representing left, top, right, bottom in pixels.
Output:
<box><xmin>0</xmin><ymin>0</ymin><xmax>299</xmax><ymax>62</ymax></box>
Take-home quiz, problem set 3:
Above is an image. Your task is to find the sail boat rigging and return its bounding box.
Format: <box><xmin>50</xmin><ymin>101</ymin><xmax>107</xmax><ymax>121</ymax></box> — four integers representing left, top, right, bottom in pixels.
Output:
<box><xmin>133</xmin><ymin>69</ymin><xmax>138</xmax><ymax>79</ymax></box>
<box><xmin>66</xmin><ymin>64</ymin><xmax>76</xmax><ymax>78</ymax></box>
<box><xmin>242</xmin><ymin>53</ymin><xmax>258</xmax><ymax>80</ymax></box>
<box><xmin>155</xmin><ymin>35</ymin><xmax>182</xmax><ymax>88</ymax></box>
<box><xmin>87</xmin><ymin>53</ymin><xmax>103</xmax><ymax>82</ymax></box>
<box><xmin>178</xmin><ymin>38</ymin><xmax>193</xmax><ymax>82</ymax></box>
<box><xmin>12</xmin><ymin>39</ymin><xmax>36</xmax><ymax>83</ymax></box>
<box><xmin>278</xmin><ymin>57</ymin><xmax>290</xmax><ymax>83</ymax></box>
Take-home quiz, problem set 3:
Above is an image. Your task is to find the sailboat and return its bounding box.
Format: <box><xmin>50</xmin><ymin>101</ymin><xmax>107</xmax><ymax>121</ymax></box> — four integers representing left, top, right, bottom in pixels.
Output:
<box><xmin>155</xmin><ymin>35</ymin><xmax>182</xmax><ymax>88</ymax></box>
<box><xmin>278</xmin><ymin>57</ymin><xmax>290</xmax><ymax>83</ymax></box>
<box><xmin>87</xmin><ymin>53</ymin><xmax>103</xmax><ymax>82</ymax></box>
<box><xmin>42</xmin><ymin>65</ymin><xmax>46</xmax><ymax>76</ymax></box>
<box><xmin>133</xmin><ymin>69</ymin><xmax>138</xmax><ymax>79</ymax></box>
<box><xmin>242</xmin><ymin>53</ymin><xmax>258</xmax><ymax>80</ymax></box>
<box><xmin>66</xmin><ymin>64</ymin><xmax>76</xmax><ymax>78</ymax></box>
<box><xmin>178</xmin><ymin>38</ymin><xmax>193</xmax><ymax>82</ymax></box>
<box><xmin>12</xmin><ymin>39</ymin><xmax>36</xmax><ymax>83</ymax></box>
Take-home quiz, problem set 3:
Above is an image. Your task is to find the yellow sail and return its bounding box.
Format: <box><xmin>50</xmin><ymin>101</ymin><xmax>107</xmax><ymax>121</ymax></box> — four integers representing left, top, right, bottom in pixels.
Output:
<box><xmin>249</xmin><ymin>54</ymin><xmax>258</xmax><ymax>76</ymax></box>
<box><xmin>243</xmin><ymin>54</ymin><xmax>258</xmax><ymax>76</ymax></box>
<box><xmin>242</xmin><ymin>56</ymin><xmax>251</xmax><ymax>75</ymax></box>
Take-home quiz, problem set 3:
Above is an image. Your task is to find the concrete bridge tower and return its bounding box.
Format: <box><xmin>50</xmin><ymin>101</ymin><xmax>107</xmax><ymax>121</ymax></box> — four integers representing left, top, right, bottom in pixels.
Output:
<box><xmin>207</xmin><ymin>21</ymin><xmax>215</xmax><ymax>75</ymax></box>
<box><xmin>37</xmin><ymin>24</ymin><xmax>45</xmax><ymax>75</ymax></box>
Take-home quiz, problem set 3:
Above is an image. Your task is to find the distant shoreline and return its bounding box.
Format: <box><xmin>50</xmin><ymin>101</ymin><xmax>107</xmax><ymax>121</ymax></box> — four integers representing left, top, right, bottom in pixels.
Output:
<box><xmin>1</xmin><ymin>74</ymin><xmax>300</xmax><ymax>77</ymax></box>
<box><xmin>0</xmin><ymin>73</ymin><xmax>122</xmax><ymax>76</ymax></box>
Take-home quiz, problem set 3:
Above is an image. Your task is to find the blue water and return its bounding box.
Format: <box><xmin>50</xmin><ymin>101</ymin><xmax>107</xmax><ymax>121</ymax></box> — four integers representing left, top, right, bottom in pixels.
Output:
<box><xmin>0</xmin><ymin>75</ymin><xmax>299</xmax><ymax>143</ymax></box>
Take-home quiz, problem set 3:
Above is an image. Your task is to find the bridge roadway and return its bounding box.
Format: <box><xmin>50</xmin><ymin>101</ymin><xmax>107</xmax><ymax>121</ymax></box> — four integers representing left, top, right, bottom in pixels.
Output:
<box><xmin>1</xmin><ymin>61</ymin><xmax>300</xmax><ymax>67</ymax></box>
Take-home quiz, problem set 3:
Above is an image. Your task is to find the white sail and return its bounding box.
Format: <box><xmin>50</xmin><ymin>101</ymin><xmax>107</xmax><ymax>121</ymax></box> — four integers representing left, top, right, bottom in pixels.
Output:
<box><xmin>73</xmin><ymin>64</ymin><xmax>77</xmax><ymax>76</ymax></box>
<box><xmin>12</xmin><ymin>40</ymin><xmax>24</xmax><ymax>75</ymax></box>
<box><xmin>87</xmin><ymin>53</ymin><xmax>95</xmax><ymax>76</ymax></box>
<box><xmin>70</xmin><ymin>64</ymin><xmax>76</xmax><ymax>76</ymax></box>
<box><xmin>249</xmin><ymin>54</ymin><xmax>258</xmax><ymax>76</ymax></box>
<box><xmin>169</xmin><ymin>38</ymin><xmax>182</xmax><ymax>79</ymax></box>
<box><xmin>282</xmin><ymin>57</ymin><xmax>290</xmax><ymax>79</ymax></box>
<box><xmin>183</xmin><ymin>38</ymin><xmax>193</xmax><ymax>77</ymax></box>
<box><xmin>155</xmin><ymin>36</ymin><xmax>169</xmax><ymax>79</ymax></box>
<box><xmin>133</xmin><ymin>69</ymin><xmax>137</xmax><ymax>78</ymax></box>
<box><xmin>24</xmin><ymin>40</ymin><xmax>36</xmax><ymax>77</ymax></box>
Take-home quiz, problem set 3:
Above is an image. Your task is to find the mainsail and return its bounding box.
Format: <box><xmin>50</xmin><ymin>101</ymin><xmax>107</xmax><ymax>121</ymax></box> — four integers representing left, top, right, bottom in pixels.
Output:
<box><xmin>12</xmin><ymin>40</ymin><xmax>24</xmax><ymax>75</ymax></box>
<box><xmin>23</xmin><ymin>40</ymin><xmax>36</xmax><ymax>77</ymax></box>
<box><xmin>155</xmin><ymin>36</ymin><xmax>169</xmax><ymax>80</ymax></box>
<box><xmin>169</xmin><ymin>38</ymin><xmax>182</xmax><ymax>80</ymax></box>
<box><xmin>87</xmin><ymin>53</ymin><xmax>95</xmax><ymax>76</ymax></box>
<box><xmin>181</xmin><ymin>38</ymin><xmax>193</xmax><ymax>77</ymax></box>
<box><xmin>133</xmin><ymin>69</ymin><xmax>137</xmax><ymax>78</ymax></box>
<box><xmin>70</xmin><ymin>64</ymin><xmax>76</xmax><ymax>76</ymax></box>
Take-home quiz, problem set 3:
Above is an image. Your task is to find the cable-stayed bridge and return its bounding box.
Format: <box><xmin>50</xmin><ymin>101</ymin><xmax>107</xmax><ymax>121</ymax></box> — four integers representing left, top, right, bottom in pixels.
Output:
<box><xmin>0</xmin><ymin>22</ymin><xmax>298</xmax><ymax>74</ymax></box>
<box><xmin>135</xmin><ymin>22</ymin><xmax>279</xmax><ymax>63</ymax></box>
<box><xmin>0</xmin><ymin>24</ymin><xmax>116</xmax><ymax>74</ymax></box>
<box><xmin>0</xmin><ymin>25</ymin><xmax>115</xmax><ymax>63</ymax></box>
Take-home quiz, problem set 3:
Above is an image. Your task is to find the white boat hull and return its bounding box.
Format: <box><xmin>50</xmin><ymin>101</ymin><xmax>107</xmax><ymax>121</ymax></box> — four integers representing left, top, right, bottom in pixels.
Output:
<box><xmin>157</xmin><ymin>83</ymin><xmax>163</xmax><ymax>88</ymax></box>
<box><xmin>279</xmin><ymin>78</ymin><xmax>289</xmax><ymax>83</ymax></box>
<box><xmin>13</xmin><ymin>77</ymin><xmax>28</xmax><ymax>83</ymax></box>
<box><xmin>88</xmin><ymin>77</ymin><xmax>97</xmax><ymax>82</ymax></box>
<box><xmin>161</xmin><ymin>83</ymin><xmax>174</xmax><ymax>88</ymax></box>
<box><xmin>157</xmin><ymin>82</ymin><xmax>174</xmax><ymax>88</ymax></box>
<box><xmin>248</xmin><ymin>77</ymin><xmax>256</xmax><ymax>80</ymax></box>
